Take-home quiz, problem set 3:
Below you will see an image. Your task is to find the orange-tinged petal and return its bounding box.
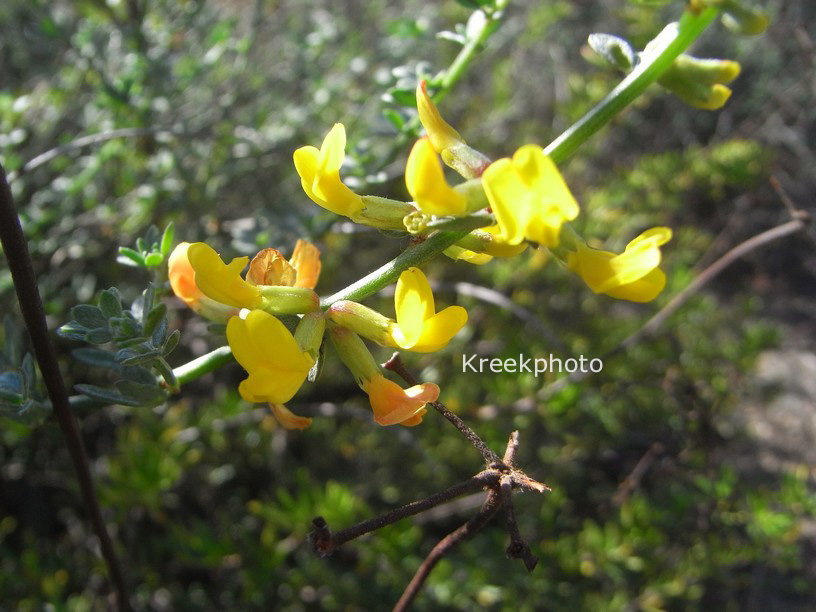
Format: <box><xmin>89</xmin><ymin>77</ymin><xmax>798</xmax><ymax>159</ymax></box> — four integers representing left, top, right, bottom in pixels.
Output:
<box><xmin>246</xmin><ymin>248</ymin><xmax>297</xmax><ymax>287</ymax></box>
<box><xmin>268</xmin><ymin>403</ymin><xmax>312</xmax><ymax>430</ymax></box>
<box><xmin>364</xmin><ymin>374</ymin><xmax>439</xmax><ymax>426</ymax></box>
<box><xmin>289</xmin><ymin>239</ymin><xmax>322</xmax><ymax>289</ymax></box>
<box><xmin>168</xmin><ymin>242</ymin><xmax>203</xmax><ymax>306</ymax></box>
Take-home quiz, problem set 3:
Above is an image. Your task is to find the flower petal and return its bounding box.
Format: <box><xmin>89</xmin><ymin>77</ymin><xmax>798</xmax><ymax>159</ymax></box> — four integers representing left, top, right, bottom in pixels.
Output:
<box><xmin>289</xmin><ymin>239</ymin><xmax>322</xmax><ymax>289</ymax></box>
<box><xmin>365</xmin><ymin>375</ymin><xmax>439</xmax><ymax>426</ymax></box>
<box><xmin>268</xmin><ymin>403</ymin><xmax>313</xmax><ymax>430</ymax></box>
<box><xmin>393</xmin><ymin>267</ymin><xmax>435</xmax><ymax>348</ymax></box>
<box><xmin>406</xmin><ymin>138</ymin><xmax>466</xmax><ymax>216</ymax></box>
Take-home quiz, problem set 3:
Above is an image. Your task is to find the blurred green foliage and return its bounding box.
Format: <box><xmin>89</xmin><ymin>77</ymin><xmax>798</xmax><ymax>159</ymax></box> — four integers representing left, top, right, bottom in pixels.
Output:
<box><xmin>2</xmin><ymin>0</ymin><xmax>816</xmax><ymax>610</ymax></box>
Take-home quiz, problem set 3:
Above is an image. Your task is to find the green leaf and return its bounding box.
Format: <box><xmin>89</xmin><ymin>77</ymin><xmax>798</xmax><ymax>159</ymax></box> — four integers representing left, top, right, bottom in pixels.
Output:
<box><xmin>72</xmin><ymin>347</ymin><xmax>118</xmax><ymax>369</ymax></box>
<box><xmin>144</xmin><ymin>253</ymin><xmax>164</xmax><ymax>267</ymax></box>
<box><xmin>120</xmin><ymin>351</ymin><xmax>162</xmax><ymax>366</ymax></box>
<box><xmin>21</xmin><ymin>353</ymin><xmax>36</xmax><ymax>395</ymax></box>
<box><xmin>74</xmin><ymin>384</ymin><xmax>141</xmax><ymax>407</ymax></box>
<box><xmin>385</xmin><ymin>87</ymin><xmax>417</xmax><ymax>107</ymax></box>
<box><xmin>57</xmin><ymin>323</ymin><xmax>88</xmax><ymax>342</ymax></box>
<box><xmin>162</xmin><ymin>330</ymin><xmax>180</xmax><ymax>356</ymax></box>
<box><xmin>382</xmin><ymin>109</ymin><xmax>406</xmax><ymax>130</ymax></box>
<box><xmin>153</xmin><ymin>358</ymin><xmax>177</xmax><ymax>390</ymax></box>
<box><xmin>118</xmin><ymin>247</ymin><xmax>146</xmax><ymax>267</ymax></box>
<box><xmin>98</xmin><ymin>289</ymin><xmax>123</xmax><ymax>318</ymax></box>
<box><xmin>160</xmin><ymin>223</ymin><xmax>175</xmax><ymax>257</ymax></box>
<box><xmin>115</xmin><ymin>380</ymin><xmax>167</xmax><ymax>407</ymax></box>
<box><xmin>150</xmin><ymin>316</ymin><xmax>168</xmax><ymax>347</ymax></box>
<box><xmin>71</xmin><ymin>305</ymin><xmax>108</xmax><ymax>330</ymax></box>
<box><xmin>588</xmin><ymin>33</ymin><xmax>636</xmax><ymax>71</ymax></box>
<box><xmin>84</xmin><ymin>329</ymin><xmax>113</xmax><ymax>345</ymax></box>
<box><xmin>136</xmin><ymin>237</ymin><xmax>148</xmax><ymax>254</ymax></box>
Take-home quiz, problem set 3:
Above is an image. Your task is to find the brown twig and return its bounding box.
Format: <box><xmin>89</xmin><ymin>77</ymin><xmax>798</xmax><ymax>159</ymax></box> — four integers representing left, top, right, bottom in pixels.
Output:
<box><xmin>392</xmin><ymin>488</ymin><xmax>504</xmax><ymax>612</ymax></box>
<box><xmin>384</xmin><ymin>352</ymin><xmax>501</xmax><ymax>465</ymax></box>
<box><xmin>309</xmin><ymin>470</ymin><xmax>497</xmax><ymax>557</ymax></box>
<box><xmin>611</xmin><ymin>442</ymin><xmax>665</xmax><ymax>507</ymax></box>
<box><xmin>0</xmin><ymin>164</ymin><xmax>131</xmax><ymax>610</ymax></box>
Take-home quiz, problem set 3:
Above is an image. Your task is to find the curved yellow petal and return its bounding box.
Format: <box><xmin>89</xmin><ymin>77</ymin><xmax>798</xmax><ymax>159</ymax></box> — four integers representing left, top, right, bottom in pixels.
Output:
<box><xmin>187</xmin><ymin>242</ymin><xmax>260</xmax><ymax>309</ymax></box>
<box><xmin>413</xmin><ymin>305</ymin><xmax>468</xmax><ymax>353</ymax></box>
<box><xmin>293</xmin><ymin>125</ymin><xmax>363</xmax><ymax>217</ymax></box>
<box><xmin>416</xmin><ymin>80</ymin><xmax>464</xmax><ymax>154</ymax></box>
<box><xmin>364</xmin><ymin>374</ymin><xmax>439</xmax><ymax>426</ymax></box>
<box><xmin>443</xmin><ymin>245</ymin><xmax>494</xmax><ymax>265</ymax></box>
<box><xmin>227</xmin><ymin>311</ymin><xmax>314</xmax><ymax>405</ymax></box>
<box><xmin>406</xmin><ymin>138</ymin><xmax>467</xmax><ymax>216</ymax></box>
<box><xmin>392</xmin><ymin>267</ymin><xmax>435</xmax><ymax>348</ymax></box>
<box><xmin>483</xmin><ymin>146</ymin><xmax>579</xmax><ymax>247</ymax></box>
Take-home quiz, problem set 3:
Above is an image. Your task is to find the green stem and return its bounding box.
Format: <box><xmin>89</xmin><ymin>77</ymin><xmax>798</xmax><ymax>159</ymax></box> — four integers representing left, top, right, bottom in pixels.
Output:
<box><xmin>159</xmin><ymin>4</ymin><xmax>720</xmax><ymax>388</ymax></box>
<box><xmin>545</xmin><ymin>6</ymin><xmax>719</xmax><ymax>164</ymax></box>
<box><xmin>320</xmin><ymin>229</ymin><xmax>471</xmax><ymax>307</ymax></box>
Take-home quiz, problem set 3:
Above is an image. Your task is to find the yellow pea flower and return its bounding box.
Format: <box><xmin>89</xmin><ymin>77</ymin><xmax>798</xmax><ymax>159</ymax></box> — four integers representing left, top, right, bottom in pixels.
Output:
<box><xmin>387</xmin><ymin>267</ymin><xmax>467</xmax><ymax>352</ymax></box>
<box><xmin>328</xmin><ymin>324</ymin><xmax>438</xmax><ymax>427</ymax></box>
<box><xmin>416</xmin><ymin>80</ymin><xmax>465</xmax><ymax>155</ymax></box>
<box><xmin>482</xmin><ymin>145</ymin><xmax>579</xmax><ymax>247</ymax></box>
<box><xmin>363</xmin><ymin>373</ymin><xmax>438</xmax><ymax>427</ymax></box>
<box><xmin>293</xmin><ymin>123</ymin><xmax>364</xmax><ymax>218</ymax></box>
<box><xmin>187</xmin><ymin>242</ymin><xmax>261</xmax><ymax>309</ymax></box>
<box><xmin>566</xmin><ymin>227</ymin><xmax>673</xmax><ymax>303</ymax></box>
<box><xmin>405</xmin><ymin>138</ymin><xmax>467</xmax><ymax>216</ymax></box>
<box><xmin>227</xmin><ymin>310</ymin><xmax>315</xmax><ymax>427</ymax></box>
<box><xmin>167</xmin><ymin>242</ymin><xmax>237</xmax><ymax>322</ymax></box>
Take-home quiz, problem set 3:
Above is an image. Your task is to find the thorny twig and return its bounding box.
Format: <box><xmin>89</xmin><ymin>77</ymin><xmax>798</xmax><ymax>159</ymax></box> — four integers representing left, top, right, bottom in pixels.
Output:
<box><xmin>310</xmin><ymin>426</ymin><xmax>549</xmax><ymax>610</ymax></box>
<box><xmin>0</xmin><ymin>164</ymin><xmax>132</xmax><ymax>610</ymax></box>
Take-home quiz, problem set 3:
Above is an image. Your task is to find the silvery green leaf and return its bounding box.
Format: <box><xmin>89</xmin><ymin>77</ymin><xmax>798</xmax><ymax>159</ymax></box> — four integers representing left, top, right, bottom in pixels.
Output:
<box><xmin>98</xmin><ymin>289</ymin><xmax>123</xmax><ymax>319</ymax></box>
<box><xmin>72</xmin><ymin>347</ymin><xmax>118</xmax><ymax>369</ymax></box>
<box><xmin>71</xmin><ymin>305</ymin><xmax>108</xmax><ymax>330</ymax></box>
<box><xmin>84</xmin><ymin>328</ymin><xmax>113</xmax><ymax>345</ymax></box>
<box><xmin>75</xmin><ymin>384</ymin><xmax>141</xmax><ymax>407</ymax></box>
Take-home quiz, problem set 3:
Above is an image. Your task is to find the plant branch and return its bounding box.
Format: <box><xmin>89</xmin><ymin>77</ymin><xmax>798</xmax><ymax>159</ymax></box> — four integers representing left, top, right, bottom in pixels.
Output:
<box><xmin>384</xmin><ymin>352</ymin><xmax>501</xmax><ymax>465</ymax></box>
<box><xmin>0</xmin><ymin>164</ymin><xmax>131</xmax><ymax>610</ymax></box>
<box><xmin>393</xmin><ymin>488</ymin><xmax>503</xmax><ymax>612</ymax></box>
<box><xmin>310</xmin><ymin>470</ymin><xmax>496</xmax><ymax>557</ymax></box>
<box><xmin>544</xmin><ymin>6</ymin><xmax>719</xmax><ymax>164</ymax></box>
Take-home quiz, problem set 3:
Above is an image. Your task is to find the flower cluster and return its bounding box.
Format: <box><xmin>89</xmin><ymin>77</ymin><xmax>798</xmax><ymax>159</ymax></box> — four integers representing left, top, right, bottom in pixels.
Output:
<box><xmin>168</xmin><ymin>81</ymin><xmax>673</xmax><ymax>430</ymax></box>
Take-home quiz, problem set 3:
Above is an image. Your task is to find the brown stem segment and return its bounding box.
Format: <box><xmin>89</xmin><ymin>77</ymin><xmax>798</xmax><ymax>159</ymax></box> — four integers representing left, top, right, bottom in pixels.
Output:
<box><xmin>0</xmin><ymin>164</ymin><xmax>131</xmax><ymax>611</ymax></box>
<box><xmin>393</xmin><ymin>489</ymin><xmax>504</xmax><ymax>612</ymax></box>
<box><xmin>384</xmin><ymin>352</ymin><xmax>501</xmax><ymax>465</ymax></box>
<box><xmin>310</xmin><ymin>471</ymin><xmax>497</xmax><ymax>556</ymax></box>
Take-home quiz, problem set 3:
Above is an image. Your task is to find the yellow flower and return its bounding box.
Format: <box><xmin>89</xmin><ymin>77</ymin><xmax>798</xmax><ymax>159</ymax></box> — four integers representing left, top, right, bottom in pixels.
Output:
<box><xmin>328</xmin><ymin>324</ymin><xmax>438</xmax><ymax>427</ymax></box>
<box><xmin>227</xmin><ymin>310</ymin><xmax>315</xmax><ymax>428</ymax></box>
<box><xmin>246</xmin><ymin>239</ymin><xmax>321</xmax><ymax>289</ymax></box>
<box><xmin>187</xmin><ymin>242</ymin><xmax>261</xmax><ymax>309</ymax></box>
<box><xmin>387</xmin><ymin>267</ymin><xmax>467</xmax><ymax>352</ymax></box>
<box><xmin>482</xmin><ymin>145</ymin><xmax>579</xmax><ymax>246</ymax></box>
<box><xmin>293</xmin><ymin>123</ymin><xmax>364</xmax><ymax>218</ymax></box>
<box><xmin>416</xmin><ymin>80</ymin><xmax>465</xmax><ymax>155</ymax></box>
<box><xmin>168</xmin><ymin>242</ymin><xmax>237</xmax><ymax>322</ymax></box>
<box><xmin>405</xmin><ymin>138</ymin><xmax>467</xmax><ymax>216</ymax></box>
<box><xmin>566</xmin><ymin>227</ymin><xmax>672</xmax><ymax>302</ymax></box>
<box><xmin>168</xmin><ymin>242</ymin><xmax>205</xmax><ymax>309</ymax></box>
<box><xmin>363</xmin><ymin>373</ymin><xmax>438</xmax><ymax>427</ymax></box>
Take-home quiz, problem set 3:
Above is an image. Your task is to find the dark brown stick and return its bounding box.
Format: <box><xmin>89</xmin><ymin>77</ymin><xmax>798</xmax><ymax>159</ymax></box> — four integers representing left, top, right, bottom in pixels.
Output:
<box><xmin>310</xmin><ymin>471</ymin><xmax>497</xmax><ymax>556</ymax></box>
<box><xmin>384</xmin><ymin>352</ymin><xmax>501</xmax><ymax>465</ymax></box>
<box><xmin>0</xmin><ymin>164</ymin><xmax>131</xmax><ymax>610</ymax></box>
<box><xmin>392</xmin><ymin>489</ymin><xmax>504</xmax><ymax>612</ymax></box>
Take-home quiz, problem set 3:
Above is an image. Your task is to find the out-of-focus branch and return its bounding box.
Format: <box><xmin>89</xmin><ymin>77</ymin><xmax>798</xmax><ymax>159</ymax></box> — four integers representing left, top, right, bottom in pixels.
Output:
<box><xmin>0</xmin><ymin>163</ymin><xmax>132</xmax><ymax>611</ymax></box>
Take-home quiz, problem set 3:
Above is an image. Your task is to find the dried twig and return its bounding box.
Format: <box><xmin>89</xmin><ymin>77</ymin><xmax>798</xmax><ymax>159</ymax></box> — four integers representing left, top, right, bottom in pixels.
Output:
<box><xmin>0</xmin><ymin>164</ymin><xmax>131</xmax><ymax>611</ymax></box>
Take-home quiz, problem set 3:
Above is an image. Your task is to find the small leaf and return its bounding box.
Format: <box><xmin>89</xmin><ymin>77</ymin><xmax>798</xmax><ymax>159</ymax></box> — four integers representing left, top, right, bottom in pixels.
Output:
<box><xmin>120</xmin><ymin>365</ymin><xmax>157</xmax><ymax>384</ymax></box>
<box><xmin>0</xmin><ymin>371</ymin><xmax>23</xmax><ymax>399</ymax></box>
<box><xmin>115</xmin><ymin>380</ymin><xmax>167</xmax><ymax>407</ymax></box>
<box><xmin>588</xmin><ymin>33</ymin><xmax>636</xmax><ymax>71</ymax></box>
<box><xmin>120</xmin><ymin>351</ymin><xmax>162</xmax><ymax>366</ymax></box>
<box><xmin>162</xmin><ymin>330</ymin><xmax>180</xmax><ymax>356</ymax></box>
<box><xmin>386</xmin><ymin>87</ymin><xmax>418</xmax><ymax>107</ymax></box>
<box><xmin>118</xmin><ymin>247</ymin><xmax>146</xmax><ymax>267</ymax></box>
<box><xmin>382</xmin><ymin>109</ymin><xmax>406</xmax><ymax>130</ymax></box>
<box><xmin>75</xmin><ymin>384</ymin><xmax>141</xmax><ymax>407</ymax></box>
<box><xmin>144</xmin><ymin>253</ymin><xmax>164</xmax><ymax>267</ymax></box>
<box><xmin>73</xmin><ymin>347</ymin><xmax>118</xmax><ymax>369</ymax></box>
<box><xmin>84</xmin><ymin>329</ymin><xmax>113</xmax><ymax>345</ymax></box>
<box><xmin>153</xmin><ymin>357</ymin><xmax>177</xmax><ymax>390</ymax></box>
<box><xmin>150</xmin><ymin>316</ymin><xmax>168</xmax><ymax>347</ymax></box>
<box><xmin>160</xmin><ymin>223</ymin><xmax>175</xmax><ymax>257</ymax></box>
<box><xmin>98</xmin><ymin>289</ymin><xmax>123</xmax><ymax>318</ymax></box>
<box><xmin>71</xmin><ymin>305</ymin><xmax>108</xmax><ymax>330</ymax></box>
<box><xmin>57</xmin><ymin>323</ymin><xmax>88</xmax><ymax>342</ymax></box>
<box><xmin>144</xmin><ymin>225</ymin><xmax>160</xmax><ymax>248</ymax></box>
<box><xmin>136</xmin><ymin>237</ymin><xmax>148</xmax><ymax>254</ymax></box>
<box><xmin>3</xmin><ymin>316</ymin><xmax>20</xmax><ymax>366</ymax></box>
<box><xmin>21</xmin><ymin>353</ymin><xmax>36</xmax><ymax>395</ymax></box>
